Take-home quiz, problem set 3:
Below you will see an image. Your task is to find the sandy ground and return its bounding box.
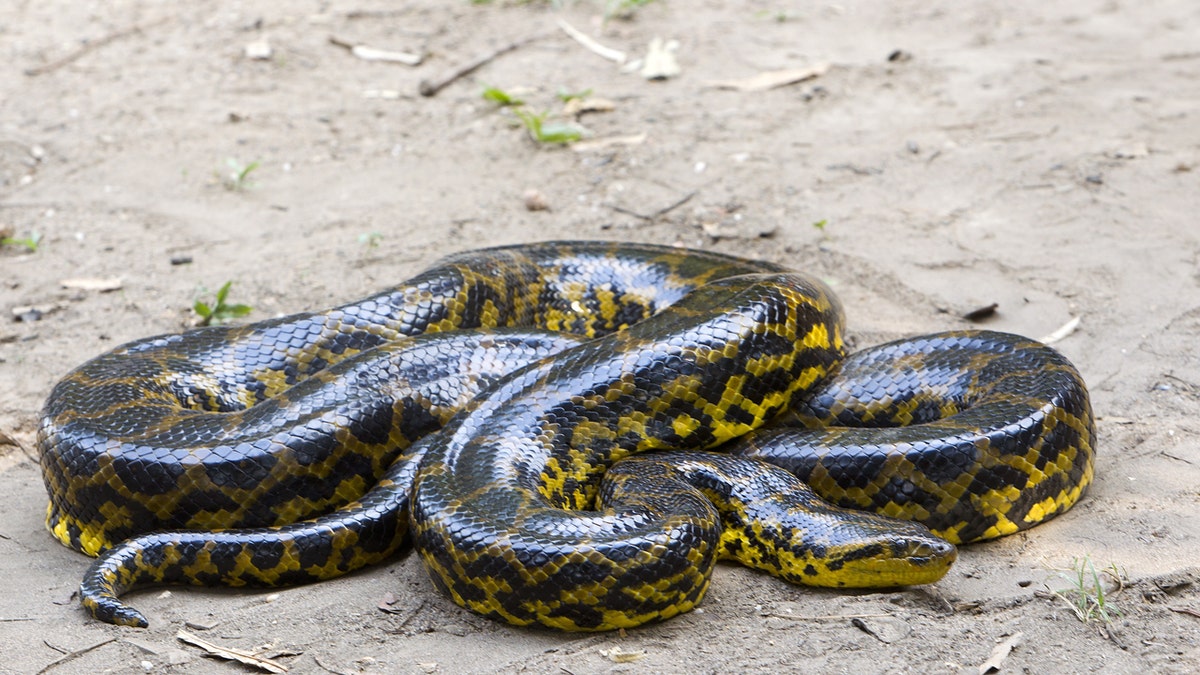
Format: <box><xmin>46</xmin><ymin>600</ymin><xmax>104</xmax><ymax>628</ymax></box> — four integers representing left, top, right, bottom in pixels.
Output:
<box><xmin>3</xmin><ymin>1</ymin><xmax>1200</xmax><ymax>673</ymax></box>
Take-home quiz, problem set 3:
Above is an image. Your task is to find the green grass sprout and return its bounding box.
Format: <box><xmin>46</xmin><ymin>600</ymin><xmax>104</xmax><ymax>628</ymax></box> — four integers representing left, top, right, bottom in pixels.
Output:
<box><xmin>606</xmin><ymin>0</ymin><xmax>657</xmax><ymax>20</ymax></box>
<box><xmin>482</xmin><ymin>86</ymin><xmax>525</xmax><ymax>107</ymax></box>
<box><xmin>1049</xmin><ymin>555</ymin><xmax>1124</xmax><ymax>624</ymax></box>
<box><xmin>556</xmin><ymin>87</ymin><xmax>593</xmax><ymax>103</ymax></box>
<box><xmin>194</xmin><ymin>281</ymin><xmax>253</xmax><ymax>326</ymax></box>
<box><xmin>514</xmin><ymin>109</ymin><xmax>583</xmax><ymax>145</ymax></box>
<box><xmin>222</xmin><ymin>158</ymin><xmax>261</xmax><ymax>191</ymax></box>
<box><xmin>358</xmin><ymin>231</ymin><xmax>384</xmax><ymax>248</ymax></box>
<box><xmin>1</xmin><ymin>231</ymin><xmax>41</xmax><ymax>252</ymax></box>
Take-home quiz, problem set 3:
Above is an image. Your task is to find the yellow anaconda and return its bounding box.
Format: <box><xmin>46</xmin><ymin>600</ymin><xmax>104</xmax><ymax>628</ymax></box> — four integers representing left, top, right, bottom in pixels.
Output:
<box><xmin>37</xmin><ymin>241</ymin><xmax>1095</xmax><ymax>630</ymax></box>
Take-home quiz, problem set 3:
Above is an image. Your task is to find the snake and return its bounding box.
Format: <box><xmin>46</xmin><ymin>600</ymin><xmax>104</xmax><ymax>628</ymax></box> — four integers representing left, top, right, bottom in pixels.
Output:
<box><xmin>37</xmin><ymin>241</ymin><xmax>1096</xmax><ymax>630</ymax></box>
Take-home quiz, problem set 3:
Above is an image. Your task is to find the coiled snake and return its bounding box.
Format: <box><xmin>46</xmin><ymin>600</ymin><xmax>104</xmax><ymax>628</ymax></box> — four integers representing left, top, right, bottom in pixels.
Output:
<box><xmin>38</xmin><ymin>241</ymin><xmax>1095</xmax><ymax>630</ymax></box>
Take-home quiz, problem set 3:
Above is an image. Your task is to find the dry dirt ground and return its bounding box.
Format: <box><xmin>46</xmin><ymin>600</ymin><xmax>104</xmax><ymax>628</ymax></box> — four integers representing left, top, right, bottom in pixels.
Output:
<box><xmin>3</xmin><ymin>1</ymin><xmax>1200</xmax><ymax>673</ymax></box>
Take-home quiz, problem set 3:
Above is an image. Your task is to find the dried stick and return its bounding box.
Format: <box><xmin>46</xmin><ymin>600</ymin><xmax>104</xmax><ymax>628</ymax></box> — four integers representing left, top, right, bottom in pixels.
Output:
<box><xmin>418</xmin><ymin>32</ymin><xmax>549</xmax><ymax>97</ymax></box>
<box><xmin>25</xmin><ymin>18</ymin><xmax>169</xmax><ymax>76</ymax></box>
<box><xmin>36</xmin><ymin>638</ymin><xmax>116</xmax><ymax>674</ymax></box>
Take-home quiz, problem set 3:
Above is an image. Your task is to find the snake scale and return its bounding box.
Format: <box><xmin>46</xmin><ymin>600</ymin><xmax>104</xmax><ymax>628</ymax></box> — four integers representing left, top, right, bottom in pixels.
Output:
<box><xmin>38</xmin><ymin>241</ymin><xmax>1095</xmax><ymax>630</ymax></box>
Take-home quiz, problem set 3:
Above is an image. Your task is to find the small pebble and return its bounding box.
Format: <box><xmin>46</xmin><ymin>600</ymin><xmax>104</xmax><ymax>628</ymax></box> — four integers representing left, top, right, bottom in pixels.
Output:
<box><xmin>523</xmin><ymin>189</ymin><xmax>549</xmax><ymax>212</ymax></box>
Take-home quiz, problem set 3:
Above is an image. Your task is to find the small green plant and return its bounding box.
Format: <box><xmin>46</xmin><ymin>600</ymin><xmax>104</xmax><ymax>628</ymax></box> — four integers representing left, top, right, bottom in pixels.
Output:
<box><xmin>556</xmin><ymin>87</ymin><xmax>593</xmax><ymax>103</ymax></box>
<box><xmin>513</xmin><ymin>109</ymin><xmax>583</xmax><ymax>145</ymax></box>
<box><xmin>194</xmin><ymin>281</ymin><xmax>253</xmax><ymax>326</ymax></box>
<box><xmin>811</xmin><ymin>219</ymin><xmax>828</xmax><ymax>232</ymax></box>
<box><xmin>1</xmin><ymin>231</ymin><xmax>41</xmax><ymax>252</ymax></box>
<box><xmin>606</xmin><ymin>0</ymin><xmax>657</xmax><ymax>19</ymax></box>
<box><xmin>221</xmin><ymin>158</ymin><xmax>261</xmax><ymax>191</ymax></box>
<box><xmin>1049</xmin><ymin>556</ymin><xmax>1123</xmax><ymax>624</ymax></box>
<box><xmin>482</xmin><ymin>86</ymin><xmax>524</xmax><ymax>107</ymax></box>
<box><xmin>755</xmin><ymin>9</ymin><xmax>798</xmax><ymax>22</ymax></box>
<box><xmin>358</xmin><ymin>231</ymin><xmax>384</xmax><ymax>248</ymax></box>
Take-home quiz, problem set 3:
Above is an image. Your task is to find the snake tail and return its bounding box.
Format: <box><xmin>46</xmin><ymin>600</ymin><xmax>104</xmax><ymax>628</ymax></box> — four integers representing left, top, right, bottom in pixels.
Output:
<box><xmin>604</xmin><ymin>452</ymin><xmax>957</xmax><ymax>588</ymax></box>
<box><xmin>80</xmin><ymin>447</ymin><xmax>429</xmax><ymax>627</ymax></box>
<box><xmin>411</xmin><ymin>272</ymin><xmax>847</xmax><ymax>631</ymax></box>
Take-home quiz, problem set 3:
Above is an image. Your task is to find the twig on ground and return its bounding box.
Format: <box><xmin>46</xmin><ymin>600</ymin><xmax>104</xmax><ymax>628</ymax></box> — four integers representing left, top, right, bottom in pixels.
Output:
<box><xmin>35</xmin><ymin>638</ymin><xmax>117</xmax><ymax>674</ymax></box>
<box><xmin>1039</xmin><ymin>315</ymin><xmax>1081</xmax><ymax>344</ymax></box>
<box><xmin>419</xmin><ymin>32</ymin><xmax>550</xmax><ymax>97</ymax></box>
<box><xmin>25</xmin><ymin>18</ymin><xmax>169</xmax><ymax>76</ymax></box>
<box><xmin>557</xmin><ymin>20</ymin><xmax>626</xmax><ymax>63</ymax></box>
<box><xmin>611</xmin><ymin>191</ymin><xmax>695</xmax><ymax>221</ymax></box>
<box><xmin>383</xmin><ymin>599</ymin><xmax>428</xmax><ymax>634</ymax></box>
<box><xmin>312</xmin><ymin>654</ymin><xmax>354</xmax><ymax>675</ymax></box>
<box><xmin>706</xmin><ymin>64</ymin><xmax>829</xmax><ymax>92</ymax></box>
<box><xmin>977</xmin><ymin>632</ymin><xmax>1023</xmax><ymax>674</ymax></box>
<box><xmin>0</xmin><ymin>429</ymin><xmax>37</xmax><ymax>463</ymax></box>
<box><xmin>762</xmin><ymin>611</ymin><xmax>892</xmax><ymax>621</ymax></box>
<box><xmin>328</xmin><ymin>36</ymin><xmax>423</xmax><ymax>65</ymax></box>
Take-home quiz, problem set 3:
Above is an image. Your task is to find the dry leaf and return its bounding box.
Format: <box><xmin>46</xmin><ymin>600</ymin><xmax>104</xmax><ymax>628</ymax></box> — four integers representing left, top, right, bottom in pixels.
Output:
<box><xmin>978</xmin><ymin>631</ymin><xmax>1023</xmax><ymax>674</ymax></box>
<box><xmin>176</xmin><ymin>630</ymin><xmax>288</xmax><ymax>673</ymax></box>
<box><xmin>640</xmin><ymin>38</ymin><xmax>680</xmax><ymax>80</ymax></box>
<box><xmin>244</xmin><ymin>40</ymin><xmax>272</xmax><ymax>60</ymax></box>
<box><xmin>962</xmin><ymin>302</ymin><xmax>999</xmax><ymax>322</ymax></box>
<box><xmin>61</xmin><ymin>277</ymin><xmax>123</xmax><ymax>292</ymax></box>
<box><xmin>563</xmin><ymin>97</ymin><xmax>616</xmax><ymax>116</ymax></box>
<box><xmin>600</xmin><ymin>646</ymin><xmax>645</xmax><ymax>663</ymax></box>
<box><xmin>707</xmin><ymin>64</ymin><xmax>829</xmax><ymax>92</ymax></box>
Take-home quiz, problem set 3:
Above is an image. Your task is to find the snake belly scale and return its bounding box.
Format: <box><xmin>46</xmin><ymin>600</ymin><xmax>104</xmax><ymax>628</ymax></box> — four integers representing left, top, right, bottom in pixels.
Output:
<box><xmin>36</xmin><ymin>241</ymin><xmax>1096</xmax><ymax>630</ymax></box>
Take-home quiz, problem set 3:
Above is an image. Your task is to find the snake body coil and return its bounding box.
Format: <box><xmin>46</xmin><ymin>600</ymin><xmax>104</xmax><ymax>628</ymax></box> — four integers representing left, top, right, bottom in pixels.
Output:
<box><xmin>37</xmin><ymin>241</ymin><xmax>1095</xmax><ymax>629</ymax></box>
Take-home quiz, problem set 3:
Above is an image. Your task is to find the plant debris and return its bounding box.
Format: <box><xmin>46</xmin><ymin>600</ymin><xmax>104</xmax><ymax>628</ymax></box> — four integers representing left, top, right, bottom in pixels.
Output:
<box><xmin>599</xmin><ymin>646</ymin><xmax>645</xmax><ymax>663</ymax></box>
<box><xmin>978</xmin><ymin>632</ymin><xmax>1023</xmax><ymax>674</ymax></box>
<box><xmin>1039</xmin><ymin>316</ymin><xmax>1081</xmax><ymax>344</ymax></box>
<box><xmin>640</xmin><ymin>37</ymin><xmax>680</xmax><ymax>80</ymax></box>
<box><xmin>176</xmin><ymin>630</ymin><xmax>288</xmax><ymax>674</ymax></box>
<box><xmin>60</xmin><ymin>277</ymin><xmax>122</xmax><ymax>292</ymax></box>
<box><xmin>419</xmin><ymin>32</ymin><xmax>550</xmax><ymax>97</ymax></box>
<box><xmin>328</xmin><ymin>36</ymin><xmax>422</xmax><ymax>66</ymax></box>
<box><xmin>962</xmin><ymin>302</ymin><xmax>999</xmax><ymax>322</ymax></box>
<box><xmin>244</xmin><ymin>39</ymin><xmax>272</xmax><ymax>60</ymax></box>
<box><xmin>558</xmin><ymin>19</ymin><xmax>626</xmax><ymax>63</ymax></box>
<box><xmin>706</xmin><ymin>64</ymin><xmax>829</xmax><ymax>92</ymax></box>
<box><xmin>572</xmin><ymin>133</ymin><xmax>647</xmax><ymax>152</ymax></box>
